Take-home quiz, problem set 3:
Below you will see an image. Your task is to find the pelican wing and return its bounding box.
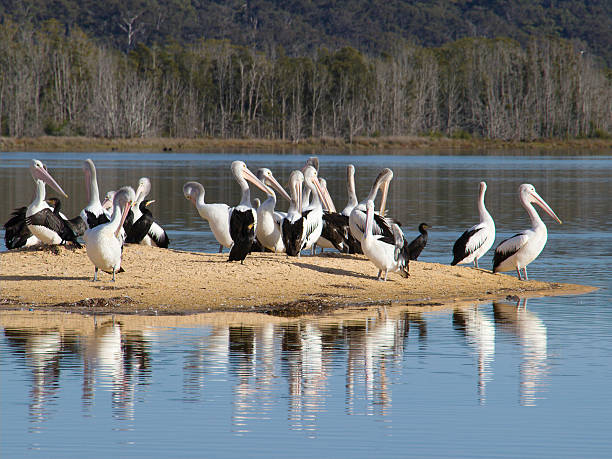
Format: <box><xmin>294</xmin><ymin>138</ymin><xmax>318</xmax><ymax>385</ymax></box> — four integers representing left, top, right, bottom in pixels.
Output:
<box><xmin>493</xmin><ymin>232</ymin><xmax>530</xmax><ymax>271</ymax></box>
<box><xmin>148</xmin><ymin>222</ymin><xmax>170</xmax><ymax>248</ymax></box>
<box><xmin>84</xmin><ymin>209</ymin><xmax>110</xmax><ymax>229</ymax></box>
<box><xmin>25</xmin><ymin>209</ymin><xmax>82</xmax><ymax>248</ymax></box>
<box><xmin>451</xmin><ymin>223</ymin><xmax>489</xmax><ymax>265</ymax></box>
<box><xmin>301</xmin><ymin>209</ymin><xmax>321</xmax><ymax>246</ymax></box>
<box><xmin>127</xmin><ymin>213</ymin><xmax>154</xmax><ymax>244</ymax></box>
<box><xmin>4</xmin><ymin>207</ymin><xmax>34</xmax><ymax>249</ymax></box>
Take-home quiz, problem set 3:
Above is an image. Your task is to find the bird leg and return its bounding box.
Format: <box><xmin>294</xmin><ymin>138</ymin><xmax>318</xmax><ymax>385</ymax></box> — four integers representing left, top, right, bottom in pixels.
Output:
<box><xmin>383</xmin><ymin>270</ymin><xmax>388</xmax><ymax>281</ymax></box>
<box><xmin>523</xmin><ymin>267</ymin><xmax>528</xmax><ymax>281</ymax></box>
<box><xmin>112</xmin><ymin>268</ymin><xmax>116</xmax><ymax>282</ymax></box>
<box><xmin>474</xmin><ymin>259</ymin><xmax>479</xmax><ymax>269</ymax></box>
<box><xmin>377</xmin><ymin>269</ymin><xmax>382</xmax><ymax>280</ymax></box>
<box><xmin>93</xmin><ymin>267</ymin><xmax>99</xmax><ymax>282</ymax></box>
<box><xmin>218</xmin><ymin>244</ymin><xmax>223</xmax><ymax>253</ymax></box>
<box><xmin>516</xmin><ymin>267</ymin><xmax>522</xmax><ymax>280</ymax></box>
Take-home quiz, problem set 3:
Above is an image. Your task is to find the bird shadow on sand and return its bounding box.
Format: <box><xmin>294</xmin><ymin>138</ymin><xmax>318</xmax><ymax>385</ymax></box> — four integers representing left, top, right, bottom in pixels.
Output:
<box><xmin>0</xmin><ymin>275</ymin><xmax>90</xmax><ymax>281</ymax></box>
<box><xmin>291</xmin><ymin>261</ymin><xmax>373</xmax><ymax>280</ymax></box>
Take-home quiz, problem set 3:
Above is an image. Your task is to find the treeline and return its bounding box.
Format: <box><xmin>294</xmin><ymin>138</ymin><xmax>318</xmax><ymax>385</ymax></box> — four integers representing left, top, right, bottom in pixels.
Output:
<box><xmin>1</xmin><ymin>20</ymin><xmax>610</xmax><ymax>141</ymax></box>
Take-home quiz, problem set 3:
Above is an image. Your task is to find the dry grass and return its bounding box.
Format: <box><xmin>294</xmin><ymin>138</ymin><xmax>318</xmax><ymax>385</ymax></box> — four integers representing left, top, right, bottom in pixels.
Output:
<box><xmin>1</xmin><ymin>135</ymin><xmax>610</xmax><ymax>154</ymax></box>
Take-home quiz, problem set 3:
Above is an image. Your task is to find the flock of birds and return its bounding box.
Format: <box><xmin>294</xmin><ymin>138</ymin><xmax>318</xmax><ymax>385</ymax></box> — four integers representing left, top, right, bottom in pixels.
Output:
<box><xmin>4</xmin><ymin>157</ymin><xmax>562</xmax><ymax>283</ymax></box>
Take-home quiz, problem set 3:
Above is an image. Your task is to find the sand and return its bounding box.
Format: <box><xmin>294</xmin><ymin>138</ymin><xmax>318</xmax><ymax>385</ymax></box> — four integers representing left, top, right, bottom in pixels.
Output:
<box><xmin>0</xmin><ymin>244</ymin><xmax>595</xmax><ymax>317</ymax></box>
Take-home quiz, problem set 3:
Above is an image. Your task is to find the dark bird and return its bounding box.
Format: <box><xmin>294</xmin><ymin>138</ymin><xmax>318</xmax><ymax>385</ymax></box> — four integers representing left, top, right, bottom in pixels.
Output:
<box><xmin>46</xmin><ymin>197</ymin><xmax>87</xmax><ymax>237</ymax></box>
<box><xmin>3</xmin><ymin>207</ymin><xmax>37</xmax><ymax>249</ymax></box>
<box><xmin>407</xmin><ymin>223</ymin><xmax>431</xmax><ymax>260</ymax></box>
<box><xmin>25</xmin><ymin>199</ymin><xmax>83</xmax><ymax>248</ymax></box>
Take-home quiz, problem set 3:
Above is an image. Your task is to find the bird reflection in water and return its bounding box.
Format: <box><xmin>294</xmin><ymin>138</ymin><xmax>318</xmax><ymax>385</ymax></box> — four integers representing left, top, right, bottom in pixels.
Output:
<box><xmin>3</xmin><ymin>319</ymin><xmax>152</xmax><ymax>426</ymax></box>
<box><xmin>453</xmin><ymin>306</ymin><xmax>496</xmax><ymax>405</ymax></box>
<box><xmin>493</xmin><ymin>298</ymin><xmax>549</xmax><ymax>406</ymax></box>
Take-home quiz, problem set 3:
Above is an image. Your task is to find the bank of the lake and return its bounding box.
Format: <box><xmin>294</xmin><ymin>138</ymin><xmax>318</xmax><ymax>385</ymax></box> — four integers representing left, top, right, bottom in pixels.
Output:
<box><xmin>0</xmin><ymin>245</ymin><xmax>595</xmax><ymax>316</ymax></box>
<box><xmin>1</xmin><ymin>135</ymin><xmax>611</xmax><ymax>154</ymax></box>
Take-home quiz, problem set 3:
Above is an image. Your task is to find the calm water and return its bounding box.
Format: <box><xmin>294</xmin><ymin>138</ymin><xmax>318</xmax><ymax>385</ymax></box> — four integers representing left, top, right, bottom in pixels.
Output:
<box><xmin>1</xmin><ymin>150</ymin><xmax>611</xmax><ymax>458</ymax></box>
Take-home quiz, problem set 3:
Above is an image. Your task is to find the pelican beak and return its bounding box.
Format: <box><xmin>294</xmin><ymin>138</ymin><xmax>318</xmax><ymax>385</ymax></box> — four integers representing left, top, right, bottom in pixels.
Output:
<box><xmin>296</xmin><ymin>180</ymin><xmax>303</xmax><ymax>214</ymax></box>
<box><xmin>243</xmin><ymin>166</ymin><xmax>270</xmax><ymax>195</ymax></box>
<box><xmin>312</xmin><ymin>176</ymin><xmax>334</xmax><ymax>212</ymax></box>
<box><xmin>531</xmin><ymin>191</ymin><xmax>562</xmax><ymax>224</ymax></box>
<box><xmin>32</xmin><ymin>163</ymin><xmax>68</xmax><ymax>198</ymax></box>
<box><xmin>266</xmin><ymin>173</ymin><xmax>292</xmax><ymax>202</ymax></box>
<box><xmin>379</xmin><ymin>180</ymin><xmax>390</xmax><ymax>217</ymax></box>
<box><xmin>116</xmin><ymin>200</ymin><xmax>133</xmax><ymax>238</ymax></box>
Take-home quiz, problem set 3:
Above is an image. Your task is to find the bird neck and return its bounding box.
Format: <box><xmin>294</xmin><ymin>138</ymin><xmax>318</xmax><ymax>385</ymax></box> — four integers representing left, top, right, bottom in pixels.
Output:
<box><xmin>32</xmin><ymin>180</ymin><xmax>46</xmax><ymax>207</ymax></box>
<box><xmin>478</xmin><ymin>188</ymin><xmax>492</xmax><ymax>223</ymax></box>
<box><xmin>521</xmin><ymin>198</ymin><xmax>545</xmax><ymax>230</ymax></box>
<box><xmin>87</xmin><ymin>168</ymin><xmax>100</xmax><ymax>208</ymax></box>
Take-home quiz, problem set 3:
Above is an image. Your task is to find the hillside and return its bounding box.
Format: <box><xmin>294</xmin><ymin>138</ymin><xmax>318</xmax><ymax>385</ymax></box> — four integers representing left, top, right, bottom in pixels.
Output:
<box><xmin>1</xmin><ymin>0</ymin><xmax>611</xmax><ymax>65</ymax></box>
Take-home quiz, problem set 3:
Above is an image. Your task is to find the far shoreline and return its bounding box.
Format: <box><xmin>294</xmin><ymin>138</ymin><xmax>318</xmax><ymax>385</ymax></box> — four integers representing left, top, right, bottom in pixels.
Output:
<box><xmin>1</xmin><ymin>135</ymin><xmax>611</xmax><ymax>154</ymax></box>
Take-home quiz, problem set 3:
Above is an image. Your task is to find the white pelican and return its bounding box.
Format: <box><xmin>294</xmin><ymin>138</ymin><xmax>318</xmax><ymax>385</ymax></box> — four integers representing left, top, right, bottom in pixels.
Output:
<box><xmin>493</xmin><ymin>184</ymin><xmax>562</xmax><ymax>280</ymax></box>
<box><xmin>341</xmin><ymin>164</ymin><xmax>358</xmax><ymax>217</ymax></box>
<box><xmin>129</xmin><ymin>177</ymin><xmax>170</xmax><ymax>248</ymax></box>
<box><xmin>451</xmin><ymin>181</ymin><xmax>495</xmax><ymax>268</ymax></box>
<box><xmin>255</xmin><ymin>168</ymin><xmax>292</xmax><ymax>252</ymax></box>
<box><xmin>25</xmin><ymin>159</ymin><xmax>71</xmax><ymax>246</ymax></box>
<box><xmin>281</xmin><ymin>170</ymin><xmax>305</xmax><ymax>256</ymax></box>
<box><xmin>83</xmin><ymin>187</ymin><xmax>133</xmax><ymax>281</ymax></box>
<box><xmin>361</xmin><ymin>200</ymin><xmax>409</xmax><ymax>281</ymax></box>
<box><xmin>227</xmin><ymin>161</ymin><xmax>270</xmax><ymax>263</ymax></box>
<box><xmin>183</xmin><ymin>181</ymin><xmax>233</xmax><ymax>252</ymax></box>
<box><xmin>407</xmin><ymin>223</ymin><xmax>431</xmax><ymax>261</ymax></box>
<box><xmin>80</xmin><ymin>159</ymin><xmax>110</xmax><ymax>230</ymax></box>
<box><xmin>349</xmin><ymin>168</ymin><xmax>394</xmax><ymax>243</ymax></box>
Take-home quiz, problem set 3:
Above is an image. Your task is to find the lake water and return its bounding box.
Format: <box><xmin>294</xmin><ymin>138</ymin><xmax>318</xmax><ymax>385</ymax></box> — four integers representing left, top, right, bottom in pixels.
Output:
<box><xmin>1</xmin><ymin>150</ymin><xmax>611</xmax><ymax>458</ymax></box>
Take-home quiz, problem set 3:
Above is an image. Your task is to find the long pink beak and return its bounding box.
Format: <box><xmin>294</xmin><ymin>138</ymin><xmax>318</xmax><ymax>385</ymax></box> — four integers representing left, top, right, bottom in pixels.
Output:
<box><xmin>531</xmin><ymin>191</ymin><xmax>562</xmax><ymax>224</ymax></box>
<box><xmin>115</xmin><ymin>200</ymin><xmax>133</xmax><ymax>238</ymax></box>
<box><xmin>32</xmin><ymin>164</ymin><xmax>68</xmax><ymax>198</ymax></box>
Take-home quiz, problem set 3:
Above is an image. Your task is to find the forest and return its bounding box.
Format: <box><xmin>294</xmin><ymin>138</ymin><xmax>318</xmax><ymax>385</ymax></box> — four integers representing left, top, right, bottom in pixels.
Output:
<box><xmin>0</xmin><ymin>19</ymin><xmax>610</xmax><ymax>141</ymax></box>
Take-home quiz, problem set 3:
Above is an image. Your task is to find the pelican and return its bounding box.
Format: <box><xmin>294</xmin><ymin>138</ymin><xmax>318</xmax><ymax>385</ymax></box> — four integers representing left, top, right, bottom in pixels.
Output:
<box><xmin>281</xmin><ymin>170</ymin><xmax>305</xmax><ymax>256</ymax></box>
<box><xmin>349</xmin><ymin>168</ymin><xmax>395</xmax><ymax>243</ymax></box>
<box><xmin>451</xmin><ymin>181</ymin><xmax>495</xmax><ymax>268</ymax></box>
<box><xmin>130</xmin><ymin>177</ymin><xmax>170</xmax><ymax>248</ymax></box>
<box><xmin>83</xmin><ymin>187</ymin><xmax>133</xmax><ymax>281</ymax></box>
<box><xmin>80</xmin><ymin>159</ymin><xmax>110</xmax><ymax>230</ymax></box>
<box><xmin>493</xmin><ymin>184</ymin><xmax>562</xmax><ymax>280</ymax></box>
<box><xmin>341</xmin><ymin>164</ymin><xmax>358</xmax><ymax>217</ymax></box>
<box><xmin>227</xmin><ymin>161</ymin><xmax>270</xmax><ymax>263</ymax></box>
<box><xmin>407</xmin><ymin>223</ymin><xmax>431</xmax><ymax>261</ymax></box>
<box><xmin>25</xmin><ymin>159</ymin><xmax>70</xmax><ymax>245</ymax></box>
<box><xmin>361</xmin><ymin>200</ymin><xmax>409</xmax><ymax>281</ymax></box>
<box><xmin>290</xmin><ymin>166</ymin><xmax>331</xmax><ymax>256</ymax></box>
<box><xmin>255</xmin><ymin>168</ymin><xmax>292</xmax><ymax>252</ymax></box>
<box><xmin>183</xmin><ymin>181</ymin><xmax>233</xmax><ymax>252</ymax></box>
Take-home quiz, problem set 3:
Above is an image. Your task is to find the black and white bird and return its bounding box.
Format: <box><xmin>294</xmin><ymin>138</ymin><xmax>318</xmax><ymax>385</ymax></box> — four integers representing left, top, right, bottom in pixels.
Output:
<box><xmin>349</xmin><ymin>168</ymin><xmax>395</xmax><ymax>244</ymax></box>
<box><xmin>130</xmin><ymin>177</ymin><xmax>170</xmax><ymax>248</ymax></box>
<box><xmin>282</xmin><ymin>166</ymin><xmax>331</xmax><ymax>257</ymax></box>
<box><xmin>361</xmin><ymin>200</ymin><xmax>410</xmax><ymax>281</ymax></box>
<box><xmin>407</xmin><ymin>223</ymin><xmax>431</xmax><ymax>261</ymax></box>
<box><xmin>25</xmin><ymin>159</ymin><xmax>72</xmax><ymax>246</ymax></box>
<box><xmin>493</xmin><ymin>184</ymin><xmax>562</xmax><ymax>280</ymax></box>
<box><xmin>451</xmin><ymin>181</ymin><xmax>495</xmax><ymax>268</ymax></box>
<box><xmin>83</xmin><ymin>187</ymin><xmax>134</xmax><ymax>281</ymax></box>
<box><xmin>281</xmin><ymin>170</ymin><xmax>305</xmax><ymax>257</ymax></box>
<box><xmin>255</xmin><ymin>168</ymin><xmax>292</xmax><ymax>253</ymax></box>
<box><xmin>227</xmin><ymin>161</ymin><xmax>270</xmax><ymax>263</ymax></box>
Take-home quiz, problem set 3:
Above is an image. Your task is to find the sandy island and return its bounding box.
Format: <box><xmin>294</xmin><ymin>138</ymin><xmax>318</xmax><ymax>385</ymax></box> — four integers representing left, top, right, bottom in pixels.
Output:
<box><xmin>0</xmin><ymin>244</ymin><xmax>595</xmax><ymax>316</ymax></box>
